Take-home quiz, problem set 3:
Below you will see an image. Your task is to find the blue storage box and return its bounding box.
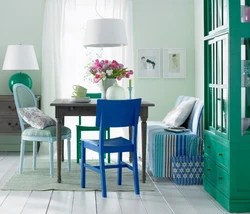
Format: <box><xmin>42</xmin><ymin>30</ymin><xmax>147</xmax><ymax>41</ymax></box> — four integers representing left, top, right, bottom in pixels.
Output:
<box><xmin>172</xmin><ymin>155</ymin><xmax>204</xmax><ymax>185</ymax></box>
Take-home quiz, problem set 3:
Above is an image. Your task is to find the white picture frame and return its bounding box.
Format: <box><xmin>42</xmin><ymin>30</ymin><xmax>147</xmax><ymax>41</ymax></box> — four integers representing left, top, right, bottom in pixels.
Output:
<box><xmin>137</xmin><ymin>48</ymin><xmax>161</xmax><ymax>78</ymax></box>
<box><xmin>163</xmin><ymin>48</ymin><xmax>186</xmax><ymax>78</ymax></box>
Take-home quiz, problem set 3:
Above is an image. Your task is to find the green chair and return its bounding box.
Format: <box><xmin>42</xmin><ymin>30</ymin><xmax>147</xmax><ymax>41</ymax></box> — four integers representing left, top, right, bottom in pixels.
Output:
<box><xmin>76</xmin><ymin>93</ymin><xmax>111</xmax><ymax>163</ymax></box>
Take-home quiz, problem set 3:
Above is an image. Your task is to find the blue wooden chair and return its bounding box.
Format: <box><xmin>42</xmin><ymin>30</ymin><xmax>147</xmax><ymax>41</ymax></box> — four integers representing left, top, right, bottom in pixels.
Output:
<box><xmin>80</xmin><ymin>98</ymin><xmax>142</xmax><ymax>197</ymax></box>
<box><xmin>13</xmin><ymin>83</ymin><xmax>71</xmax><ymax>177</ymax></box>
<box><xmin>76</xmin><ymin>93</ymin><xmax>111</xmax><ymax>164</ymax></box>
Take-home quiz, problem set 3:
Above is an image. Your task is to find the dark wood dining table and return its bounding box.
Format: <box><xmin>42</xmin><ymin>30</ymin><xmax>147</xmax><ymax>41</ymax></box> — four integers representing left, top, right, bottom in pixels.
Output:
<box><xmin>50</xmin><ymin>99</ymin><xmax>155</xmax><ymax>183</ymax></box>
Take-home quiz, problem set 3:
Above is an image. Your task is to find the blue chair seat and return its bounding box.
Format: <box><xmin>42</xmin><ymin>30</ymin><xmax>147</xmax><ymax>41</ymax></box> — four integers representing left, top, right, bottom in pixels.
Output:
<box><xmin>82</xmin><ymin>137</ymin><xmax>134</xmax><ymax>153</ymax></box>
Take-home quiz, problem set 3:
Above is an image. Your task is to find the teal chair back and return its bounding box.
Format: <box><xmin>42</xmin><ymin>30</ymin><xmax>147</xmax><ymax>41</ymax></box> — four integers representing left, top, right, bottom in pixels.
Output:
<box><xmin>78</xmin><ymin>93</ymin><xmax>101</xmax><ymax>125</ymax></box>
<box><xmin>76</xmin><ymin>92</ymin><xmax>111</xmax><ymax>163</ymax></box>
<box><xmin>86</xmin><ymin>93</ymin><xmax>102</xmax><ymax>98</ymax></box>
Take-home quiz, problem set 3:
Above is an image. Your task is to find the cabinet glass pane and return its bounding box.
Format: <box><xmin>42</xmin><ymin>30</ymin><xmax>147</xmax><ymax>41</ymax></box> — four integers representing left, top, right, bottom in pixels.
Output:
<box><xmin>223</xmin><ymin>0</ymin><xmax>228</xmax><ymax>26</ymax></box>
<box><xmin>241</xmin><ymin>0</ymin><xmax>250</xmax><ymax>22</ymax></box>
<box><xmin>208</xmin><ymin>35</ymin><xmax>228</xmax><ymax>135</ymax></box>
<box><xmin>241</xmin><ymin>37</ymin><xmax>250</xmax><ymax>135</ymax></box>
<box><xmin>222</xmin><ymin>89</ymin><xmax>228</xmax><ymax>132</ymax></box>
<box><xmin>217</xmin><ymin>0</ymin><xmax>223</xmax><ymax>26</ymax></box>
<box><xmin>208</xmin><ymin>0</ymin><xmax>227</xmax><ymax>31</ymax></box>
<box><xmin>223</xmin><ymin>38</ymin><xmax>228</xmax><ymax>84</ymax></box>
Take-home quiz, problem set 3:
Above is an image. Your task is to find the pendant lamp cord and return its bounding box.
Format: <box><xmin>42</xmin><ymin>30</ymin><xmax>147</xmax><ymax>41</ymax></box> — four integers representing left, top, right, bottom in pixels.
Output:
<box><xmin>95</xmin><ymin>0</ymin><xmax>104</xmax><ymax>18</ymax></box>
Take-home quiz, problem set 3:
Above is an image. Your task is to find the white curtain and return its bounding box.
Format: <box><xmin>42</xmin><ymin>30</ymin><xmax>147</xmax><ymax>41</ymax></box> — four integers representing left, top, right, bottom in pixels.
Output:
<box><xmin>42</xmin><ymin>0</ymin><xmax>77</xmax><ymax>116</ymax></box>
<box><xmin>42</xmin><ymin>0</ymin><xmax>133</xmax><ymax>158</ymax></box>
<box><xmin>42</xmin><ymin>0</ymin><xmax>133</xmax><ymax>113</ymax></box>
<box><xmin>111</xmin><ymin>0</ymin><xmax>134</xmax><ymax>95</ymax></box>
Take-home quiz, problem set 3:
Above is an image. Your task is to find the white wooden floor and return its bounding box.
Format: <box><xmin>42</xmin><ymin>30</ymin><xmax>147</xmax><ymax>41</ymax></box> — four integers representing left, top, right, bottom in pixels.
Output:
<box><xmin>0</xmin><ymin>148</ymin><xmax>246</xmax><ymax>214</ymax></box>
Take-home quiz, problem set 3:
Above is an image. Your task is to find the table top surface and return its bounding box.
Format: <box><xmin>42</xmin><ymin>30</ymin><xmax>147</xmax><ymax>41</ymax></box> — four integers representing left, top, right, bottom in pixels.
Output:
<box><xmin>50</xmin><ymin>99</ymin><xmax>155</xmax><ymax>107</ymax></box>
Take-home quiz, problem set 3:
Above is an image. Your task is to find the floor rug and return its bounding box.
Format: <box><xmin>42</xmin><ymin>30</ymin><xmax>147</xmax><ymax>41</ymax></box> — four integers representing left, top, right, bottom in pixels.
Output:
<box><xmin>2</xmin><ymin>159</ymin><xmax>155</xmax><ymax>192</ymax></box>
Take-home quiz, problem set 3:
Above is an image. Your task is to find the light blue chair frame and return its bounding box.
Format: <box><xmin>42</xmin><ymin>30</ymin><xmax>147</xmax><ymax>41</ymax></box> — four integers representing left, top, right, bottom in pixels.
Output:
<box><xmin>13</xmin><ymin>83</ymin><xmax>71</xmax><ymax>177</ymax></box>
<box><xmin>81</xmin><ymin>98</ymin><xmax>142</xmax><ymax>197</ymax></box>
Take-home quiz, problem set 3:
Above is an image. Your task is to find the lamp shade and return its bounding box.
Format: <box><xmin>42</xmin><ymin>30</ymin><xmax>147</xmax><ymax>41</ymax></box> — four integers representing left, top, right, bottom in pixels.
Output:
<box><xmin>2</xmin><ymin>45</ymin><xmax>39</xmax><ymax>92</ymax></box>
<box><xmin>2</xmin><ymin>45</ymin><xmax>39</xmax><ymax>70</ymax></box>
<box><xmin>84</xmin><ymin>18</ymin><xmax>128</xmax><ymax>47</ymax></box>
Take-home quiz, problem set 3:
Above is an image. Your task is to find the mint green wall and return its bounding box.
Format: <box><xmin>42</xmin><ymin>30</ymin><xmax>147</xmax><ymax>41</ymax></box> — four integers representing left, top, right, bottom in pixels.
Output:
<box><xmin>194</xmin><ymin>0</ymin><xmax>204</xmax><ymax>100</ymax></box>
<box><xmin>133</xmin><ymin>0</ymin><xmax>195</xmax><ymax>120</ymax></box>
<box><xmin>0</xmin><ymin>0</ymin><xmax>44</xmax><ymax>150</ymax></box>
<box><xmin>0</xmin><ymin>0</ymin><xmax>44</xmax><ymax>95</ymax></box>
<box><xmin>0</xmin><ymin>0</ymin><xmax>196</xmax><ymax>121</ymax></box>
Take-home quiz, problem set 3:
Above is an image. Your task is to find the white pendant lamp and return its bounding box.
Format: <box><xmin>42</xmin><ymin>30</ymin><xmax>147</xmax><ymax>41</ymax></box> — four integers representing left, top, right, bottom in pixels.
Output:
<box><xmin>84</xmin><ymin>18</ymin><xmax>128</xmax><ymax>48</ymax></box>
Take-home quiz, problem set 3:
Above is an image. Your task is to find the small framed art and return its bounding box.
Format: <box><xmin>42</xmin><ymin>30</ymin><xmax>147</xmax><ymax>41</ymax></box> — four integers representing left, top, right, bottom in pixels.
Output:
<box><xmin>163</xmin><ymin>48</ymin><xmax>186</xmax><ymax>78</ymax></box>
<box><xmin>137</xmin><ymin>48</ymin><xmax>161</xmax><ymax>78</ymax></box>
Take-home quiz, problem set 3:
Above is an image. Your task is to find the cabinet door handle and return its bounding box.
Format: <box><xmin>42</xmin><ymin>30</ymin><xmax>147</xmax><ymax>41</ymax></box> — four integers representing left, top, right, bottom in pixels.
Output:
<box><xmin>207</xmin><ymin>168</ymin><xmax>211</xmax><ymax>171</ymax></box>
<box><xmin>218</xmin><ymin>177</ymin><xmax>223</xmax><ymax>180</ymax></box>
<box><xmin>8</xmin><ymin>122</ymin><xmax>18</xmax><ymax>128</ymax></box>
<box><xmin>207</xmin><ymin>146</ymin><xmax>211</xmax><ymax>149</ymax></box>
<box><xmin>8</xmin><ymin>106</ymin><xmax>16</xmax><ymax>111</ymax></box>
<box><xmin>218</xmin><ymin>153</ymin><xmax>223</xmax><ymax>156</ymax></box>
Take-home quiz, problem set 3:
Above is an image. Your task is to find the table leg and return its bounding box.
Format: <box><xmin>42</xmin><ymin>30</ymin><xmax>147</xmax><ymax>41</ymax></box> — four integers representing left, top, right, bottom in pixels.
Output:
<box><xmin>56</xmin><ymin>117</ymin><xmax>62</xmax><ymax>183</ymax></box>
<box><xmin>61</xmin><ymin>117</ymin><xmax>64</xmax><ymax>162</ymax></box>
<box><xmin>141</xmin><ymin>118</ymin><xmax>147</xmax><ymax>183</ymax></box>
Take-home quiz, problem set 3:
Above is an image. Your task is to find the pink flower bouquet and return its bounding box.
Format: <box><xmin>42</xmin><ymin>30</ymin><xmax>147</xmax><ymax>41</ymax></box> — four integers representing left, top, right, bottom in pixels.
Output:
<box><xmin>88</xmin><ymin>59</ymin><xmax>133</xmax><ymax>83</ymax></box>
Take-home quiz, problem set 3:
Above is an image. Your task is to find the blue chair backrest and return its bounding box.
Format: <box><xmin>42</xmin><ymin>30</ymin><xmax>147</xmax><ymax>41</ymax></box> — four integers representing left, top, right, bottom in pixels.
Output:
<box><xmin>96</xmin><ymin>99</ymin><xmax>141</xmax><ymax>144</ymax></box>
<box><xmin>96</xmin><ymin>99</ymin><xmax>141</xmax><ymax>128</ymax></box>
<box><xmin>175</xmin><ymin>96</ymin><xmax>204</xmax><ymax>135</ymax></box>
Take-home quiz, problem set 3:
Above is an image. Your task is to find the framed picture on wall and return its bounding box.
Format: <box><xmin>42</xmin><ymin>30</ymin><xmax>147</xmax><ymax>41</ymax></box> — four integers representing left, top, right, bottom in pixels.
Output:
<box><xmin>163</xmin><ymin>48</ymin><xmax>186</xmax><ymax>78</ymax></box>
<box><xmin>137</xmin><ymin>48</ymin><xmax>161</xmax><ymax>78</ymax></box>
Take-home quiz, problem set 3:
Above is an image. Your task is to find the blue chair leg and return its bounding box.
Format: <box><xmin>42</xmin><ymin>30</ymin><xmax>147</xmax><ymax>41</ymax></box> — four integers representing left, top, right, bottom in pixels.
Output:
<box><xmin>33</xmin><ymin>141</ymin><xmax>37</xmax><ymax>170</ymax></box>
<box><xmin>81</xmin><ymin>142</ymin><xmax>86</xmax><ymax>188</ymax></box>
<box><xmin>117</xmin><ymin>152</ymin><xmax>122</xmax><ymax>185</ymax></box>
<box><xmin>107</xmin><ymin>130</ymin><xmax>111</xmax><ymax>163</ymax></box>
<box><xmin>99</xmin><ymin>153</ymin><xmax>107</xmax><ymax>197</ymax></box>
<box><xmin>132</xmin><ymin>151</ymin><xmax>140</xmax><ymax>195</ymax></box>
<box><xmin>19</xmin><ymin>140</ymin><xmax>25</xmax><ymax>174</ymax></box>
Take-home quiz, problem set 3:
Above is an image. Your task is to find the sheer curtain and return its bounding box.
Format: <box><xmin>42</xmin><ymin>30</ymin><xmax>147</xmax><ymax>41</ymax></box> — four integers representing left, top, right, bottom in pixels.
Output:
<box><xmin>111</xmin><ymin>0</ymin><xmax>134</xmax><ymax>94</ymax></box>
<box><xmin>42</xmin><ymin>0</ymin><xmax>133</xmax><ymax>159</ymax></box>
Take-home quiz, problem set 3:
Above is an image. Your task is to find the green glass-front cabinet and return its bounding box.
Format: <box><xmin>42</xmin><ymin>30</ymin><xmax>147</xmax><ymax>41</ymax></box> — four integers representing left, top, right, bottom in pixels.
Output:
<box><xmin>204</xmin><ymin>0</ymin><xmax>250</xmax><ymax>212</ymax></box>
